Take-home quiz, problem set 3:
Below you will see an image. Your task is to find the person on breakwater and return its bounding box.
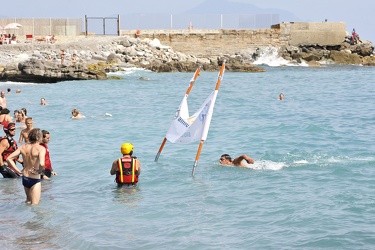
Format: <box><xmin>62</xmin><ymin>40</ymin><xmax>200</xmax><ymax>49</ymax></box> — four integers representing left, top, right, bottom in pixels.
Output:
<box><xmin>60</xmin><ymin>50</ymin><xmax>65</xmax><ymax>64</ymax></box>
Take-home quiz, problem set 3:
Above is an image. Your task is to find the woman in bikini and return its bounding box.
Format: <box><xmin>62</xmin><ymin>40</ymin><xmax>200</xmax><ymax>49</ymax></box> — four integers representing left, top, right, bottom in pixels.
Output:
<box><xmin>0</xmin><ymin>108</ymin><xmax>13</xmax><ymax>126</ymax></box>
<box><xmin>7</xmin><ymin>128</ymin><xmax>46</xmax><ymax>205</ymax></box>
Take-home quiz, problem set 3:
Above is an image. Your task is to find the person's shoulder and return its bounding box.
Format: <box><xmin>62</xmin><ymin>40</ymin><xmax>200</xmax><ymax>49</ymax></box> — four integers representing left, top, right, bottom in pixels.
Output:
<box><xmin>0</xmin><ymin>137</ymin><xmax>8</xmax><ymax>145</ymax></box>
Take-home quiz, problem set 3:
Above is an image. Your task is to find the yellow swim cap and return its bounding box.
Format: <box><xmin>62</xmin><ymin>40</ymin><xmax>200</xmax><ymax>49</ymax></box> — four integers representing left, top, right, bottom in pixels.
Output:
<box><xmin>121</xmin><ymin>142</ymin><xmax>133</xmax><ymax>155</ymax></box>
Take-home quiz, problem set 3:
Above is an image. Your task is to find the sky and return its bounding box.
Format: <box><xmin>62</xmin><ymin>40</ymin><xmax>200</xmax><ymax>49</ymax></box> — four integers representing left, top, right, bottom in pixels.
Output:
<box><xmin>2</xmin><ymin>0</ymin><xmax>374</xmax><ymax>43</ymax></box>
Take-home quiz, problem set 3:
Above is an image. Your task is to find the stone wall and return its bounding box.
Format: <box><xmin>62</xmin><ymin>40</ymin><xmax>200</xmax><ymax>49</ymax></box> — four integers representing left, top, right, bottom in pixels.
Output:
<box><xmin>120</xmin><ymin>22</ymin><xmax>347</xmax><ymax>57</ymax></box>
<box><xmin>280</xmin><ymin>22</ymin><xmax>347</xmax><ymax>46</ymax></box>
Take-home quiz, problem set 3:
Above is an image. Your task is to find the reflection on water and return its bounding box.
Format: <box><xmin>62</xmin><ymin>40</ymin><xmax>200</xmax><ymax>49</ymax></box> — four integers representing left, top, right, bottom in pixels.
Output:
<box><xmin>112</xmin><ymin>185</ymin><xmax>142</xmax><ymax>207</ymax></box>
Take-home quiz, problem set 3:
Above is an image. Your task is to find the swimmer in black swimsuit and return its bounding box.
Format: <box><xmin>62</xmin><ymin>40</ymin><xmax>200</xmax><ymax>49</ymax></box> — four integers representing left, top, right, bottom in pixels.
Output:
<box><xmin>7</xmin><ymin>128</ymin><xmax>46</xmax><ymax>205</ymax></box>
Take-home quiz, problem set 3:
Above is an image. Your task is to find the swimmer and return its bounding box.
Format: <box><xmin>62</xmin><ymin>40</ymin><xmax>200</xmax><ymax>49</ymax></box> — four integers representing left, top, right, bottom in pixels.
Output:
<box><xmin>71</xmin><ymin>108</ymin><xmax>85</xmax><ymax>119</ymax></box>
<box><xmin>40</xmin><ymin>98</ymin><xmax>48</xmax><ymax>105</ymax></box>
<box><xmin>219</xmin><ymin>154</ymin><xmax>254</xmax><ymax>167</ymax></box>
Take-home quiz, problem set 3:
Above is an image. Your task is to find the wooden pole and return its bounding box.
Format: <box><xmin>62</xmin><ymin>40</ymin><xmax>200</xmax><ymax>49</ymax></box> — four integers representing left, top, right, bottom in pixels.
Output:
<box><xmin>191</xmin><ymin>61</ymin><xmax>226</xmax><ymax>176</ymax></box>
<box><xmin>155</xmin><ymin>137</ymin><xmax>167</xmax><ymax>162</ymax></box>
<box><xmin>192</xmin><ymin>140</ymin><xmax>204</xmax><ymax>176</ymax></box>
<box><xmin>154</xmin><ymin>67</ymin><xmax>201</xmax><ymax>163</ymax></box>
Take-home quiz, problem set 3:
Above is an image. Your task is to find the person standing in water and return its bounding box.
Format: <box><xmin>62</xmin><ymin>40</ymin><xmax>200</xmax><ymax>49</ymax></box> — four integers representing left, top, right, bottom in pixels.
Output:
<box><xmin>19</xmin><ymin>117</ymin><xmax>34</xmax><ymax>144</ymax></box>
<box><xmin>110</xmin><ymin>142</ymin><xmax>141</xmax><ymax>187</ymax></box>
<box><xmin>7</xmin><ymin>128</ymin><xmax>46</xmax><ymax>205</ymax></box>
<box><xmin>40</xmin><ymin>130</ymin><xmax>57</xmax><ymax>179</ymax></box>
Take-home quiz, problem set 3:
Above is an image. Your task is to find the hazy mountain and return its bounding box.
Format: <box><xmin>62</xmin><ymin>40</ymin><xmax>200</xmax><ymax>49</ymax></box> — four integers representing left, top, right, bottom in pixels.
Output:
<box><xmin>182</xmin><ymin>0</ymin><xmax>301</xmax><ymax>22</ymax></box>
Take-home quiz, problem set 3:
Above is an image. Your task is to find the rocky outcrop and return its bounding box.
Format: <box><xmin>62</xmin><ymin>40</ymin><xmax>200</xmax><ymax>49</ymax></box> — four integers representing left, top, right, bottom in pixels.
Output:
<box><xmin>275</xmin><ymin>40</ymin><xmax>375</xmax><ymax>66</ymax></box>
<box><xmin>0</xmin><ymin>36</ymin><xmax>265</xmax><ymax>83</ymax></box>
<box><xmin>0</xmin><ymin>34</ymin><xmax>374</xmax><ymax>83</ymax></box>
<box><xmin>1</xmin><ymin>59</ymin><xmax>109</xmax><ymax>83</ymax></box>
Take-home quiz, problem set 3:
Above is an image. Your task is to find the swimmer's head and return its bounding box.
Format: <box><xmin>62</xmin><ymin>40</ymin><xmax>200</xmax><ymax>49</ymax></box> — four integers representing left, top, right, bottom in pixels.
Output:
<box><xmin>121</xmin><ymin>142</ymin><xmax>133</xmax><ymax>155</ymax></box>
<box><xmin>219</xmin><ymin>154</ymin><xmax>232</xmax><ymax>163</ymax></box>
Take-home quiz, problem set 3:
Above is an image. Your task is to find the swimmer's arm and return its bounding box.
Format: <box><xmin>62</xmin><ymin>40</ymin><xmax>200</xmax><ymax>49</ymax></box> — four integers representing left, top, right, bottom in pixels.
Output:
<box><xmin>243</xmin><ymin>154</ymin><xmax>255</xmax><ymax>164</ymax></box>
<box><xmin>18</xmin><ymin>132</ymin><xmax>24</xmax><ymax>143</ymax></box>
<box><xmin>110</xmin><ymin>161</ymin><xmax>117</xmax><ymax>175</ymax></box>
<box><xmin>136</xmin><ymin>160</ymin><xmax>141</xmax><ymax>176</ymax></box>
<box><xmin>0</xmin><ymin>139</ymin><xmax>8</xmax><ymax>166</ymax></box>
<box><xmin>6</xmin><ymin>147</ymin><xmax>23</xmax><ymax>175</ymax></box>
<box><xmin>38</xmin><ymin>147</ymin><xmax>46</xmax><ymax>173</ymax></box>
<box><xmin>233</xmin><ymin>154</ymin><xmax>254</xmax><ymax>166</ymax></box>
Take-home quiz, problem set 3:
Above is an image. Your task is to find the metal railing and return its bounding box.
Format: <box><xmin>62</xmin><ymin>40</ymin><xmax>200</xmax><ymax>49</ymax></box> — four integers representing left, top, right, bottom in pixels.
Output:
<box><xmin>121</xmin><ymin>13</ymin><xmax>279</xmax><ymax>30</ymax></box>
<box><xmin>0</xmin><ymin>18</ymin><xmax>82</xmax><ymax>37</ymax></box>
<box><xmin>0</xmin><ymin>14</ymin><xmax>278</xmax><ymax>38</ymax></box>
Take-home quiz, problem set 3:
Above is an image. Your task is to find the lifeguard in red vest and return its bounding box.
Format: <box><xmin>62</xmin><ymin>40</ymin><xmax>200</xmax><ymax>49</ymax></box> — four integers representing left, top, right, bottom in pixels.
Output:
<box><xmin>0</xmin><ymin>122</ymin><xmax>23</xmax><ymax>178</ymax></box>
<box><xmin>110</xmin><ymin>142</ymin><xmax>141</xmax><ymax>187</ymax></box>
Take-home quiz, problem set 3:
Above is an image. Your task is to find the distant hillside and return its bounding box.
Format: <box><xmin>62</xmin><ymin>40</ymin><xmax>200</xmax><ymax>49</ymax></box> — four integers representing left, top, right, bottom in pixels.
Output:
<box><xmin>182</xmin><ymin>0</ymin><xmax>300</xmax><ymax>23</ymax></box>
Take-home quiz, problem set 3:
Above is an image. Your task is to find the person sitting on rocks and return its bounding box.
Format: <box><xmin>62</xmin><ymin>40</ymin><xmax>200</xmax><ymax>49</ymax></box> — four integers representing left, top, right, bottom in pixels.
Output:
<box><xmin>71</xmin><ymin>53</ymin><xmax>77</xmax><ymax>64</ymax></box>
<box><xmin>60</xmin><ymin>50</ymin><xmax>65</xmax><ymax>64</ymax></box>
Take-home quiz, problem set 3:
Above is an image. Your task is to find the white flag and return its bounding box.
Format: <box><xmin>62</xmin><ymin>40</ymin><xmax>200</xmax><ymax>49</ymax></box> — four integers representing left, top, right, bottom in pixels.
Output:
<box><xmin>166</xmin><ymin>90</ymin><xmax>218</xmax><ymax>143</ymax></box>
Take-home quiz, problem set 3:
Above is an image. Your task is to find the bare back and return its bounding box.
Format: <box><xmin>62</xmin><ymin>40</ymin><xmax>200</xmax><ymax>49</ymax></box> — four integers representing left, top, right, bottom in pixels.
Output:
<box><xmin>20</xmin><ymin>143</ymin><xmax>46</xmax><ymax>179</ymax></box>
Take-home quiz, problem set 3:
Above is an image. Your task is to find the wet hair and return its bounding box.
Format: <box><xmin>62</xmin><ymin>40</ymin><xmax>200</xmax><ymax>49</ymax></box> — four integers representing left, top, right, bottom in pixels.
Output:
<box><xmin>17</xmin><ymin>112</ymin><xmax>25</xmax><ymax>118</ymax></box>
<box><xmin>28</xmin><ymin>128</ymin><xmax>43</xmax><ymax>144</ymax></box>
<box><xmin>25</xmin><ymin>117</ymin><xmax>33</xmax><ymax>123</ymax></box>
<box><xmin>0</xmin><ymin>108</ymin><xmax>10</xmax><ymax>114</ymax></box>
<box><xmin>21</xmin><ymin>108</ymin><xmax>27</xmax><ymax>116</ymax></box>
<box><xmin>72</xmin><ymin>108</ymin><xmax>80</xmax><ymax>115</ymax></box>
<box><xmin>42</xmin><ymin>130</ymin><xmax>50</xmax><ymax>138</ymax></box>
<box><xmin>221</xmin><ymin>154</ymin><xmax>232</xmax><ymax>162</ymax></box>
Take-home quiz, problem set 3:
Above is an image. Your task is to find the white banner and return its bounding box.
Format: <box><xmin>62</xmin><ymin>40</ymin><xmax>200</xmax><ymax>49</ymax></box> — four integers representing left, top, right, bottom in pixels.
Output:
<box><xmin>166</xmin><ymin>90</ymin><xmax>217</xmax><ymax>143</ymax></box>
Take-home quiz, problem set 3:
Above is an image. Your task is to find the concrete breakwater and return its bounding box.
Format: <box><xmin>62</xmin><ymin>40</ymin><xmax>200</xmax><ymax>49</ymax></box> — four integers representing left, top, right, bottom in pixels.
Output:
<box><xmin>0</xmin><ymin>35</ymin><xmax>264</xmax><ymax>83</ymax></box>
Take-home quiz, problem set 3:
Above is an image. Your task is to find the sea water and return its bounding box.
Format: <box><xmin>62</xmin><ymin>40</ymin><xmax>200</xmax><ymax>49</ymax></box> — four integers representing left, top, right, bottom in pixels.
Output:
<box><xmin>0</xmin><ymin>64</ymin><xmax>374</xmax><ymax>249</ymax></box>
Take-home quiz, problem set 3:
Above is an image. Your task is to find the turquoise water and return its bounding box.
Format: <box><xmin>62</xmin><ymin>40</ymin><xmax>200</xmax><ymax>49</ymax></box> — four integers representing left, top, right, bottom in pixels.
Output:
<box><xmin>0</xmin><ymin>65</ymin><xmax>374</xmax><ymax>249</ymax></box>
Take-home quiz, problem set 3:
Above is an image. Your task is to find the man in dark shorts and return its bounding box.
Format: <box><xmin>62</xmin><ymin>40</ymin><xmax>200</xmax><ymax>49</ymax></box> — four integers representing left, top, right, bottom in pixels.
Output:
<box><xmin>7</xmin><ymin>128</ymin><xmax>46</xmax><ymax>205</ymax></box>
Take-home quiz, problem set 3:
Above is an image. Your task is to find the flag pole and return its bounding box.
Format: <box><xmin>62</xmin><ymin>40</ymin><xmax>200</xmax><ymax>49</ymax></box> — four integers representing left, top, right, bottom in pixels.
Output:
<box><xmin>154</xmin><ymin>137</ymin><xmax>167</xmax><ymax>162</ymax></box>
<box><xmin>192</xmin><ymin>140</ymin><xmax>204</xmax><ymax>176</ymax></box>
<box><xmin>154</xmin><ymin>67</ymin><xmax>201</xmax><ymax>162</ymax></box>
<box><xmin>191</xmin><ymin>61</ymin><xmax>226</xmax><ymax>176</ymax></box>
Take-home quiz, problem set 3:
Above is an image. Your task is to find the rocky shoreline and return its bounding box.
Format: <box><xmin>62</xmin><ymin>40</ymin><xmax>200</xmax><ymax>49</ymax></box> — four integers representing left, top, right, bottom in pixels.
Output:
<box><xmin>0</xmin><ymin>35</ymin><xmax>374</xmax><ymax>83</ymax></box>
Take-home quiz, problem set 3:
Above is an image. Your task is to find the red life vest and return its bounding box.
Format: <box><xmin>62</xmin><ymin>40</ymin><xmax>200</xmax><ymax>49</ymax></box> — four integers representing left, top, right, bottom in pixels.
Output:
<box><xmin>1</xmin><ymin>136</ymin><xmax>18</xmax><ymax>161</ymax></box>
<box><xmin>40</xmin><ymin>143</ymin><xmax>52</xmax><ymax>170</ymax></box>
<box><xmin>116</xmin><ymin>157</ymin><xmax>138</xmax><ymax>184</ymax></box>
